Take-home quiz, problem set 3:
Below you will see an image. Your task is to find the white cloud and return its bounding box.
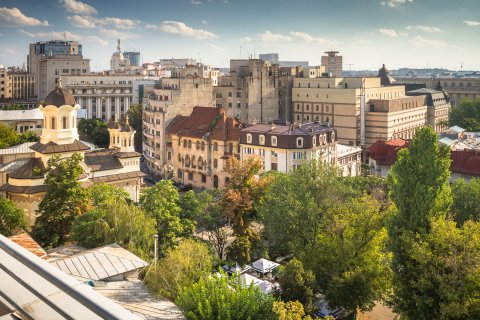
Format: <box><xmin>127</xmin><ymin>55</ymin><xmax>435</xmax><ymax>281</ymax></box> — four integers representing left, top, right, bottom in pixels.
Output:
<box><xmin>4</xmin><ymin>48</ymin><xmax>15</xmax><ymax>55</ymax></box>
<box><xmin>406</xmin><ymin>25</ymin><xmax>441</xmax><ymax>32</ymax></box>
<box><xmin>208</xmin><ymin>44</ymin><xmax>224</xmax><ymax>51</ymax></box>
<box><xmin>61</xmin><ymin>0</ymin><xmax>97</xmax><ymax>15</ymax></box>
<box><xmin>289</xmin><ymin>31</ymin><xmax>330</xmax><ymax>44</ymax></box>
<box><xmin>191</xmin><ymin>0</ymin><xmax>202</xmax><ymax>4</ymax></box>
<box><xmin>465</xmin><ymin>20</ymin><xmax>480</xmax><ymax>27</ymax></box>
<box><xmin>409</xmin><ymin>35</ymin><xmax>447</xmax><ymax>48</ymax></box>
<box><xmin>67</xmin><ymin>15</ymin><xmax>95</xmax><ymax>28</ymax></box>
<box><xmin>67</xmin><ymin>15</ymin><xmax>137</xmax><ymax>30</ymax></box>
<box><xmin>0</xmin><ymin>7</ymin><xmax>49</xmax><ymax>27</ymax></box>
<box><xmin>159</xmin><ymin>21</ymin><xmax>217</xmax><ymax>39</ymax></box>
<box><xmin>98</xmin><ymin>28</ymin><xmax>138</xmax><ymax>40</ymax></box>
<box><xmin>379</xmin><ymin>28</ymin><xmax>398</xmax><ymax>37</ymax></box>
<box><xmin>20</xmin><ymin>29</ymin><xmax>108</xmax><ymax>47</ymax></box>
<box><xmin>240</xmin><ymin>36</ymin><xmax>252</xmax><ymax>43</ymax></box>
<box><xmin>380</xmin><ymin>0</ymin><xmax>413</xmax><ymax>7</ymax></box>
<box><xmin>259</xmin><ymin>31</ymin><xmax>292</xmax><ymax>42</ymax></box>
<box><xmin>145</xmin><ymin>24</ymin><xmax>158</xmax><ymax>30</ymax></box>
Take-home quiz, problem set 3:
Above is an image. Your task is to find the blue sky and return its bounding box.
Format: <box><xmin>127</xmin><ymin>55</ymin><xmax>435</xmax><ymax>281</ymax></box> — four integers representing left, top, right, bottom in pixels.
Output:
<box><xmin>0</xmin><ymin>0</ymin><xmax>479</xmax><ymax>71</ymax></box>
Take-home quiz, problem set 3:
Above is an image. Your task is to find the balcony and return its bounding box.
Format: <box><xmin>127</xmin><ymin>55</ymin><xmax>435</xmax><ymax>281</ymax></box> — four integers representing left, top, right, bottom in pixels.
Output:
<box><xmin>143</xmin><ymin>130</ymin><xmax>154</xmax><ymax>138</ymax></box>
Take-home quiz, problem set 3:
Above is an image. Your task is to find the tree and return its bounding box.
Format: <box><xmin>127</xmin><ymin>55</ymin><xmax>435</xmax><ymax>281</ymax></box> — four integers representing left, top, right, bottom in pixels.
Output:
<box><xmin>277</xmin><ymin>259</ymin><xmax>316</xmax><ymax>313</ymax></box>
<box><xmin>140</xmin><ymin>180</ymin><xmax>194</xmax><ymax>256</ymax></box>
<box><xmin>259</xmin><ymin>161</ymin><xmax>355</xmax><ymax>257</ymax></box>
<box><xmin>91</xmin><ymin>125</ymin><xmax>109</xmax><ymax>147</ymax></box>
<box><xmin>451</xmin><ymin>178</ymin><xmax>480</xmax><ymax>225</ymax></box>
<box><xmin>31</xmin><ymin>153</ymin><xmax>88</xmax><ymax>248</ymax></box>
<box><xmin>272</xmin><ymin>301</ymin><xmax>313</xmax><ymax>320</ymax></box>
<box><xmin>0</xmin><ymin>123</ymin><xmax>20</xmax><ymax>148</ymax></box>
<box><xmin>77</xmin><ymin>118</ymin><xmax>109</xmax><ymax>147</ymax></box>
<box><xmin>302</xmin><ymin>196</ymin><xmax>392</xmax><ymax>313</ymax></box>
<box><xmin>72</xmin><ymin>184</ymin><xmax>156</xmax><ymax>260</ymax></box>
<box><xmin>176</xmin><ymin>271</ymin><xmax>276</xmax><ymax>320</ymax></box>
<box><xmin>402</xmin><ymin>218</ymin><xmax>480</xmax><ymax>319</ymax></box>
<box><xmin>387</xmin><ymin>127</ymin><xmax>453</xmax><ymax>319</ymax></box>
<box><xmin>221</xmin><ymin>157</ymin><xmax>269</xmax><ymax>265</ymax></box>
<box><xmin>127</xmin><ymin>104</ymin><xmax>142</xmax><ymax>152</ymax></box>
<box><xmin>0</xmin><ymin>197</ymin><xmax>26</xmax><ymax>236</ymax></box>
<box><xmin>449</xmin><ymin>97</ymin><xmax>480</xmax><ymax>131</ymax></box>
<box><xmin>145</xmin><ymin>239</ymin><xmax>213</xmax><ymax>301</ymax></box>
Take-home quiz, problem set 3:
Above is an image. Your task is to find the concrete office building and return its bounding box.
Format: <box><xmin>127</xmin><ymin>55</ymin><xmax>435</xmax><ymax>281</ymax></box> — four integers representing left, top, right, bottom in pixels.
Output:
<box><xmin>28</xmin><ymin>40</ymin><xmax>90</xmax><ymax>100</ymax></box>
<box><xmin>143</xmin><ymin>69</ymin><xmax>214</xmax><ymax>177</ymax></box>
<box><xmin>124</xmin><ymin>51</ymin><xmax>141</xmax><ymax>67</ymax></box>
<box><xmin>321</xmin><ymin>51</ymin><xmax>342</xmax><ymax>77</ymax></box>
<box><xmin>0</xmin><ymin>67</ymin><xmax>35</xmax><ymax>100</ymax></box>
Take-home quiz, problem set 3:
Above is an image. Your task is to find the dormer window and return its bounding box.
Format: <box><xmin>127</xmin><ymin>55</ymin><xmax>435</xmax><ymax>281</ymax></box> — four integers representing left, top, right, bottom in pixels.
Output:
<box><xmin>312</xmin><ymin>136</ymin><xmax>316</xmax><ymax>146</ymax></box>
<box><xmin>259</xmin><ymin>135</ymin><xmax>265</xmax><ymax>145</ymax></box>
<box><xmin>271</xmin><ymin>136</ymin><xmax>277</xmax><ymax>146</ymax></box>
<box><xmin>296</xmin><ymin>137</ymin><xmax>304</xmax><ymax>148</ymax></box>
<box><xmin>246</xmin><ymin>133</ymin><xmax>252</xmax><ymax>144</ymax></box>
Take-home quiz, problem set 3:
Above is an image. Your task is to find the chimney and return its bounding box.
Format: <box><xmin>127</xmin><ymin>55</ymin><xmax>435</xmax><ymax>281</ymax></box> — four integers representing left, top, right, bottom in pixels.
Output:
<box><xmin>270</xmin><ymin>122</ymin><xmax>276</xmax><ymax>131</ymax></box>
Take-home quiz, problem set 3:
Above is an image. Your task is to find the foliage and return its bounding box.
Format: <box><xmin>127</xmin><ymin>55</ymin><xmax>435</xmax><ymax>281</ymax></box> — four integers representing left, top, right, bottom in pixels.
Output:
<box><xmin>302</xmin><ymin>196</ymin><xmax>392</xmax><ymax>313</ymax></box>
<box><xmin>343</xmin><ymin>175</ymin><xmax>389</xmax><ymax>208</ymax></box>
<box><xmin>401</xmin><ymin>218</ymin><xmax>480</xmax><ymax>319</ymax></box>
<box><xmin>0</xmin><ymin>104</ymin><xmax>25</xmax><ymax>110</ymax></box>
<box><xmin>77</xmin><ymin>118</ymin><xmax>109</xmax><ymax>147</ymax></box>
<box><xmin>272</xmin><ymin>301</ymin><xmax>313</xmax><ymax>320</ymax></box>
<box><xmin>0</xmin><ymin>197</ymin><xmax>26</xmax><ymax>236</ymax></box>
<box><xmin>176</xmin><ymin>270</ymin><xmax>276</xmax><ymax>320</ymax></box>
<box><xmin>0</xmin><ymin>123</ymin><xmax>37</xmax><ymax>149</ymax></box>
<box><xmin>72</xmin><ymin>184</ymin><xmax>156</xmax><ymax>260</ymax></box>
<box><xmin>31</xmin><ymin>153</ymin><xmax>88</xmax><ymax>248</ymax></box>
<box><xmin>277</xmin><ymin>259</ymin><xmax>316</xmax><ymax>313</ymax></box>
<box><xmin>258</xmin><ymin>161</ymin><xmax>356</xmax><ymax>257</ymax></box>
<box><xmin>449</xmin><ymin>97</ymin><xmax>480</xmax><ymax>131</ymax></box>
<box><xmin>221</xmin><ymin>157</ymin><xmax>268</xmax><ymax>265</ymax></box>
<box><xmin>145</xmin><ymin>239</ymin><xmax>213</xmax><ymax>301</ymax></box>
<box><xmin>387</xmin><ymin>127</ymin><xmax>454</xmax><ymax>319</ymax></box>
<box><xmin>127</xmin><ymin>104</ymin><xmax>143</xmax><ymax>152</ymax></box>
<box><xmin>140</xmin><ymin>180</ymin><xmax>195</xmax><ymax>256</ymax></box>
<box><xmin>451</xmin><ymin>178</ymin><xmax>480</xmax><ymax>225</ymax></box>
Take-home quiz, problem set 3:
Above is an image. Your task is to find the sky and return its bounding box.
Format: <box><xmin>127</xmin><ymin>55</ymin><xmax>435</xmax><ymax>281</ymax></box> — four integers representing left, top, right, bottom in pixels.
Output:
<box><xmin>0</xmin><ymin>0</ymin><xmax>479</xmax><ymax>71</ymax></box>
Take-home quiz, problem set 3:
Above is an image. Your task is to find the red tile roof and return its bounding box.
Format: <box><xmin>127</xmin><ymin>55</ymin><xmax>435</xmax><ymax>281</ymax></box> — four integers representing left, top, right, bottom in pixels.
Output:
<box><xmin>369</xmin><ymin>139</ymin><xmax>408</xmax><ymax>166</ymax></box>
<box><xmin>8</xmin><ymin>233</ymin><xmax>46</xmax><ymax>258</ymax></box>
<box><xmin>167</xmin><ymin>106</ymin><xmax>241</xmax><ymax>141</ymax></box>
<box><xmin>451</xmin><ymin>150</ymin><xmax>480</xmax><ymax>177</ymax></box>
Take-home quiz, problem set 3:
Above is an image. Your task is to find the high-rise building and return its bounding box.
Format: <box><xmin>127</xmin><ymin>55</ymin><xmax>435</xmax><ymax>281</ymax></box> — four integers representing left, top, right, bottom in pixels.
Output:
<box><xmin>28</xmin><ymin>40</ymin><xmax>90</xmax><ymax>100</ymax></box>
<box><xmin>110</xmin><ymin>39</ymin><xmax>131</xmax><ymax>72</ymax></box>
<box><xmin>321</xmin><ymin>51</ymin><xmax>342</xmax><ymax>77</ymax></box>
<box><xmin>124</xmin><ymin>51</ymin><xmax>141</xmax><ymax>67</ymax></box>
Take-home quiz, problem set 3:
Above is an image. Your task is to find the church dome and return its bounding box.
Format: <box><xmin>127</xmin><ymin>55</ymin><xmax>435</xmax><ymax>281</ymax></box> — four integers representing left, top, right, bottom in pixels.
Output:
<box><xmin>44</xmin><ymin>80</ymin><xmax>76</xmax><ymax>107</ymax></box>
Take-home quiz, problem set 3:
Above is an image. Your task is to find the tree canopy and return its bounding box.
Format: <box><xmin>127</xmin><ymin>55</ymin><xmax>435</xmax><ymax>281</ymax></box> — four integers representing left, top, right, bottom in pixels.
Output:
<box><xmin>126</xmin><ymin>104</ymin><xmax>143</xmax><ymax>152</ymax></box>
<box><xmin>0</xmin><ymin>123</ymin><xmax>39</xmax><ymax>149</ymax></box>
<box><xmin>77</xmin><ymin>118</ymin><xmax>109</xmax><ymax>147</ymax></box>
<box><xmin>451</xmin><ymin>178</ymin><xmax>480</xmax><ymax>225</ymax></box>
<box><xmin>450</xmin><ymin>97</ymin><xmax>480</xmax><ymax>131</ymax></box>
<box><xmin>0</xmin><ymin>197</ymin><xmax>26</xmax><ymax>236</ymax></box>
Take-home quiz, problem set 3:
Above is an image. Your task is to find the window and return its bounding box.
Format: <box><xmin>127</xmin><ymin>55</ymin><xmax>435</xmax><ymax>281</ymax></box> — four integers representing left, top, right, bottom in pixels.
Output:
<box><xmin>271</xmin><ymin>136</ymin><xmax>277</xmax><ymax>146</ymax></box>
<box><xmin>259</xmin><ymin>135</ymin><xmax>265</xmax><ymax>145</ymax></box>
<box><xmin>213</xmin><ymin>159</ymin><xmax>218</xmax><ymax>168</ymax></box>
<box><xmin>312</xmin><ymin>136</ymin><xmax>316</xmax><ymax>145</ymax></box>
<box><xmin>183</xmin><ymin>139</ymin><xmax>187</xmax><ymax>148</ymax></box>
<box><xmin>214</xmin><ymin>142</ymin><xmax>218</xmax><ymax>151</ymax></box>
<box><xmin>196</xmin><ymin>141</ymin><xmax>200</xmax><ymax>149</ymax></box>
<box><xmin>177</xmin><ymin>169</ymin><xmax>182</xmax><ymax>178</ymax></box>
<box><xmin>188</xmin><ymin>140</ymin><xmax>192</xmax><ymax>149</ymax></box>
<box><xmin>246</xmin><ymin>133</ymin><xmax>252</xmax><ymax>144</ymax></box>
<box><xmin>296</xmin><ymin>137</ymin><xmax>304</xmax><ymax>148</ymax></box>
<box><xmin>62</xmin><ymin>116</ymin><xmax>68</xmax><ymax>129</ymax></box>
<box><xmin>271</xmin><ymin>150</ymin><xmax>278</xmax><ymax>158</ymax></box>
<box><xmin>271</xmin><ymin>163</ymin><xmax>278</xmax><ymax>171</ymax></box>
<box><xmin>51</xmin><ymin>117</ymin><xmax>56</xmax><ymax>129</ymax></box>
<box><xmin>236</xmin><ymin>92</ymin><xmax>241</xmax><ymax>98</ymax></box>
<box><xmin>201</xmin><ymin>174</ymin><xmax>207</xmax><ymax>183</ymax></box>
<box><xmin>188</xmin><ymin>172</ymin><xmax>193</xmax><ymax>180</ymax></box>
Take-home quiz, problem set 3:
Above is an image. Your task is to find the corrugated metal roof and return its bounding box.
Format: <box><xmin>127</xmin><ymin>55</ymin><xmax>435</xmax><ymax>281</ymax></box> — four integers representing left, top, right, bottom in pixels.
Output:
<box><xmin>48</xmin><ymin>244</ymin><xmax>148</xmax><ymax>281</ymax></box>
<box><xmin>0</xmin><ymin>142</ymin><xmax>36</xmax><ymax>155</ymax></box>
<box><xmin>0</xmin><ymin>109</ymin><xmax>43</xmax><ymax>121</ymax></box>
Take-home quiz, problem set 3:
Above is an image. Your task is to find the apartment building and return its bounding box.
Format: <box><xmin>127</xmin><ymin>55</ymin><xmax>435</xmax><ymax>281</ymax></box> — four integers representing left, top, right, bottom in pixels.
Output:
<box><xmin>292</xmin><ymin>65</ymin><xmax>450</xmax><ymax>146</ymax></box>
<box><xmin>214</xmin><ymin>59</ymin><xmax>290</xmax><ymax>124</ymax></box>
<box><xmin>63</xmin><ymin>74</ymin><xmax>150</xmax><ymax>120</ymax></box>
<box><xmin>28</xmin><ymin>40</ymin><xmax>90</xmax><ymax>99</ymax></box>
<box><xmin>0</xmin><ymin>67</ymin><xmax>35</xmax><ymax>100</ymax></box>
<box><xmin>166</xmin><ymin>107</ymin><xmax>241</xmax><ymax>189</ymax></box>
<box><xmin>143</xmin><ymin>70</ymin><xmax>214</xmax><ymax>177</ymax></box>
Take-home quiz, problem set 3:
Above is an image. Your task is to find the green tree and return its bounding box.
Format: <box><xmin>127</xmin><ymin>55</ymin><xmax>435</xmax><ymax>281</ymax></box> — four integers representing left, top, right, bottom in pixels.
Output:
<box><xmin>77</xmin><ymin>118</ymin><xmax>109</xmax><ymax>147</ymax></box>
<box><xmin>145</xmin><ymin>239</ymin><xmax>213</xmax><ymax>300</ymax></box>
<box><xmin>449</xmin><ymin>97</ymin><xmax>480</xmax><ymax>131</ymax></box>
<box><xmin>72</xmin><ymin>184</ymin><xmax>156</xmax><ymax>260</ymax></box>
<box><xmin>404</xmin><ymin>218</ymin><xmax>480</xmax><ymax>319</ymax></box>
<box><xmin>387</xmin><ymin>127</ymin><xmax>453</xmax><ymax>319</ymax></box>
<box><xmin>451</xmin><ymin>178</ymin><xmax>480</xmax><ymax>225</ymax></box>
<box><xmin>91</xmin><ymin>125</ymin><xmax>109</xmax><ymax>147</ymax></box>
<box><xmin>0</xmin><ymin>123</ymin><xmax>20</xmax><ymax>148</ymax></box>
<box><xmin>277</xmin><ymin>259</ymin><xmax>316</xmax><ymax>313</ymax></box>
<box><xmin>176</xmin><ymin>270</ymin><xmax>276</xmax><ymax>320</ymax></box>
<box><xmin>126</xmin><ymin>104</ymin><xmax>142</xmax><ymax>152</ymax></box>
<box><xmin>302</xmin><ymin>196</ymin><xmax>392</xmax><ymax>313</ymax></box>
<box><xmin>222</xmin><ymin>157</ymin><xmax>270</xmax><ymax>265</ymax></box>
<box><xmin>31</xmin><ymin>153</ymin><xmax>88</xmax><ymax>248</ymax></box>
<box><xmin>140</xmin><ymin>180</ymin><xmax>194</xmax><ymax>256</ymax></box>
<box><xmin>0</xmin><ymin>197</ymin><xmax>26</xmax><ymax>236</ymax></box>
<box><xmin>272</xmin><ymin>301</ymin><xmax>313</xmax><ymax>320</ymax></box>
<box><xmin>259</xmin><ymin>161</ymin><xmax>355</xmax><ymax>257</ymax></box>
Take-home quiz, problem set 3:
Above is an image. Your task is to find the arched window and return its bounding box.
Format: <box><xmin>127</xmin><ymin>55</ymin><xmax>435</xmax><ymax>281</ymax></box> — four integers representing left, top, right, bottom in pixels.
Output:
<box><xmin>183</xmin><ymin>139</ymin><xmax>187</xmax><ymax>148</ymax></box>
<box><xmin>185</xmin><ymin>155</ymin><xmax>191</xmax><ymax>167</ymax></box>
<box><xmin>198</xmin><ymin>156</ymin><xmax>203</xmax><ymax>169</ymax></box>
<box><xmin>246</xmin><ymin>133</ymin><xmax>252</xmax><ymax>144</ymax></box>
<box><xmin>62</xmin><ymin>116</ymin><xmax>68</xmax><ymax>129</ymax></box>
<box><xmin>271</xmin><ymin>136</ymin><xmax>277</xmax><ymax>146</ymax></box>
<box><xmin>51</xmin><ymin>117</ymin><xmax>56</xmax><ymax>129</ymax></box>
<box><xmin>196</xmin><ymin>141</ymin><xmax>200</xmax><ymax>150</ymax></box>
<box><xmin>188</xmin><ymin>140</ymin><xmax>192</xmax><ymax>149</ymax></box>
<box><xmin>312</xmin><ymin>136</ymin><xmax>316</xmax><ymax>146</ymax></box>
<box><xmin>259</xmin><ymin>135</ymin><xmax>265</xmax><ymax>145</ymax></box>
<box><xmin>201</xmin><ymin>141</ymin><xmax>205</xmax><ymax>151</ymax></box>
<box><xmin>191</xmin><ymin>156</ymin><xmax>196</xmax><ymax>168</ymax></box>
<box><xmin>296</xmin><ymin>137</ymin><xmax>304</xmax><ymax>148</ymax></box>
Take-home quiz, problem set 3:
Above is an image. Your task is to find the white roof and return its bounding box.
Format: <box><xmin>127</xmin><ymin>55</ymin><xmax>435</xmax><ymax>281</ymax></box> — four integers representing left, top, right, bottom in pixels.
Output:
<box><xmin>48</xmin><ymin>244</ymin><xmax>149</xmax><ymax>281</ymax></box>
<box><xmin>0</xmin><ymin>142</ymin><xmax>36</xmax><ymax>155</ymax></box>
<box><xmin>222</xmin><ymin>262</ymin><xmax>252</xmax><ymax>274</ymax></box>
<box><xmin>0</xmin><ymin>109</ymin><xmax>42</xmax><ymax>121</ymax></box>
<box><xmin>336</xmin><ymin>144</ymin><xmax>362</xmax><ymax>156</ymax></box>
<box><xmin>240</xmin><ymin>274</ymin><xmax>275</xmax><ymax>294</ymax></box>
<box><xmin>250</xmin><ymin>258</ymin><xmax>280</xmax><ymax>274</ymax></box>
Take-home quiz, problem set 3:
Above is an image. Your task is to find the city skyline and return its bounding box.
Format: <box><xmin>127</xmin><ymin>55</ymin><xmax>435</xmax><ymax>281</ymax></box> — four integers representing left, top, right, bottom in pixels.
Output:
<box><xmin>0</xmin><ymin>0</ymin><xmax>479</xmax><ymax>71</ymax></box>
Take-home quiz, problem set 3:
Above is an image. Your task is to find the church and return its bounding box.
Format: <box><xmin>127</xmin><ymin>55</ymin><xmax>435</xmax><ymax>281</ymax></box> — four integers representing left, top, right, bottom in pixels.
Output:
<box><xmin>1</xmin><ymin>81</ymin><xmax>145</xmax><ymax>227</ymax></box>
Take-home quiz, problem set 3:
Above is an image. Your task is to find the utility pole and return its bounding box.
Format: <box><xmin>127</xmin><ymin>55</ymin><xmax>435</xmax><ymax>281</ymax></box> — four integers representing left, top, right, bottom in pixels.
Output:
<box><xmin>360</xmin><ymin>78</ymin><xmax>366</xmax><ymax>160</ymax></box>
